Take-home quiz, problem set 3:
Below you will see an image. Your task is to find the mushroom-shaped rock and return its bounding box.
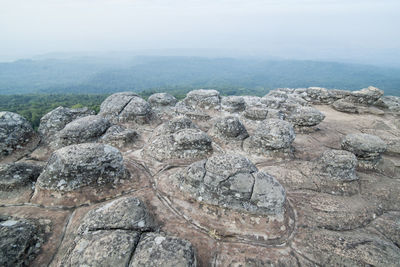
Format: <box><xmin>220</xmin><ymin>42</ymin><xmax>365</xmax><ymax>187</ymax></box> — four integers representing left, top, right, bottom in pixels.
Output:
<box><xmin>145</xmin><ymin>128</ymin><xmax>212</xmax><ymax>162</ymax></box>
<box><xmin>0</xmin><ymin>112</ymin><xmax>35</xmax><ymax>157</ymax></box>
<box><xmin>174</xmin><ymin>154</ymin><xmax>286</xmax><ymax>214</ymax></box>
<box><xmin>153</xmin><ymin>116</ymin><xmax>198</xmax><ymax>137</ymax></box>
<box><xmin>64</xmin><ymin>230</ymin><xmax>140</xmax><ymax>267</ymax></box>
<box><xmin>99</xmin><ymin>125</ymin><xmax>139</xmax><ymax>148</ymax></box>
<box><xmin>38</xmin><ymin>106</ymin><xmax>95</xmax><ymax>140</ymax></box>
<box><xmin>208</xmin><ymin>116</ymin><xmax>248</xmax><ymax>142</ymax></box>
<box><xmin>349</xmin><ymin>86</ymin><xmax>384</xmax><ymax>105</ymax></box>
<box><xmin>99</xmin><ymin>92</ymin><xmax>152</xmax><ymax>124</ymax></box>
<box><xmin>0</xmin><ymin>217</ymin><xmax>42</xmax><ymax>267</ymax></box>
<box><xmin>243</xmin><ymin>105</ymin><xmax>270</xmax><ymax>120</ymax></box>
<box><xmin>78</xmin><ymin>197</ymin><xmax>155</xmax><ymax>233</ymax></box>
<box><xmin>148</xmin><ymin>93</ymin><xmax>177</xmax><ymax>107</ymax></box>
<box><xmin>316</xmin><ymin>150</ymin><xmax>358</xmax><ymax>181</ymax></box>
<box><xmin>53</xmin><ymin>115</ymin><xmax>111</xmax><ymax>147</ymax></box>
<box><xmin>221</xmin><ymin>96</ymin><xmax>246</xmax><ymax>112</ymax></box>
<box><xmin>332</xmin><ymin>99</ymin><xmax>358</xmax><ymax>113</ymax></box>
<box><xmin>129</xmin><ymin>233</ymin><xmax>197</xmax><ymax>267</ymax></box>
<box><xmin>36</xmin><ymin>143</ymin><xmax>128</xmax><ymax>191</ymax></box>
<box><xmin>183</xmin><ymin>89</ymin><xmax>221</xmax><ymax>110</ymax></box>
<box><xmin>260</xmin><ymin>96</ymin><xmax>285</xmax><ymax>109</ymax></box>
<box><xmin>0</xmin><ymin>162</ymin><xmax>43</xmax><ymax>191</ymax></box>
<box><xmin>287</xmin><ymin>106</ymin><xmax>325</xmax><ymax>127</ymax></box>
<box><xmin>243</xmin><ymin>119</ymin><xmax>295</xmax><ymax>154</ymax></box>
<box><xmin>341</xmin><ymin>133</ymin><xmax>387</xmax><ymax>161</ymax></box>
<box><xmin>304</xmin><ymin>87</ymin><xmax>332</xmax><ymax>104</ymax></box>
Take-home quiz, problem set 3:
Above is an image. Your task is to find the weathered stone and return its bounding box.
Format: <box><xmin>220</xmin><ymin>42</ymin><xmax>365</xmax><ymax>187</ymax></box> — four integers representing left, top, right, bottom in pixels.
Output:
<box><xmin>221</xmin><ymin>96</ymin><xmax>246</xmax><ymax>113</ymax></box>
<box><xmin>208</xmin><ymin>116</ymin><xmax>248</xmax><ymax>142</ymax></box>
<box><xmin>99</xmin><ymin>92</ymin><xmax>153</xmax><ymax>124</ymax></box>
<box><xmin>242</xmin><ymin>96</ymin><xmax>262</xmax><ymax>107</ymax></box>
<box><xmin>64</xmin><ymin>230</ymin><xmax>140</xmax><ymax>267</ymax></box>
<box><xmin>0</xmin><ymin>217</ymin><xmax>42</xmax><ymax>267</ymax></box>
<box><xmin>0</xmin><ymin>162</ymin><xmax>43</xmax><ymax>191</ymax></box>
<box><xmin>332</xmin><ymin>99</ymin><xmax>358</xmax><ymax>113</ymax></box>
<box><xmin>287</xmin><ymin>106</ymin><xmax>325</xmax><ymax>127</ymax></box>
<box><xmin>153</xmin><ymin>116</ymin><xmax>197</xmax><ymax>137</ymax></box>
<box><xmin>304</xmin><ymin>87</ymin><xmax>332</xmax><ymax>104</ymax></box>
<box><xmin>0</xmin><ymin>112</ymin><xmax>35</xmax><ymax>157</ymax></box>
<box><xmin>36</xmin><ymin>143</ymin><xmax>128</xmax><ymax>191</ymax></box>
<box><xmin>148</xmin><ymin>93</ymin><xmax>177</xmax><ymax>107</ymax></box>
<box><xmin>145</xmin><ymin>128</ymin><xmax>212</xmax><ymax>162</ymax></box>
<box><xmin>243</xmin><ymin>105</ymin><xmax>269</xmax><ymax>120</ymax></box>
<box><xmin>183</xmin><ymin>89</ymin><xmax>221</xmax><ymax>110</ymax></box>
<box><xmin>52</xmin><ymin>115</ymin><xmax>111</xmax><ymax>148</ymax></box>
<box><xmin>78</xmin><ymin>197</ymin><xmax>155</xmax><ymax>233</ymax></box>
<box><xmin>174</xmin><ymin>154</ymin><xmax>286</xmax><ymax>215</ymax></box>
<box><xmin>370</xmin><ymin>212</ymin><xmax>400</xmax><ymax>248</ymax></box>
<box><xmin>341</xmin><ymin>133</ymin><xmax>387</xmax><ymax>161</ymax></box>
<box><xmin>129</xmin><ymin>233</ymin><xmax>197</xmax><ymax>267</ymax></box>
<box><xmin>316</xmin><ymin>149</ymin><xmax>358</xmax><ymax>181</ymax></box>
<box><xmin>381</xmin><ymin>96</ymin><xmax>400</xmax><ymax>113</ymax></box>
<box><xmin>38</xmin><ymin>107</ymin><xmax>95</xmax><ymax>140</ymax></box>
<box><xmin>100</xmin><ymin>125</ymin><xmax>139</xmax><ymax>148</ymax></box>
<box><xmin>243</xmin><ymin>119</ymin><xmax>295</xmax><ymax>154</ymax></box>
<box><xmin>349</xmin><ymin>86</ymin><xmax>384</xmax><ymax>105</ymax></box>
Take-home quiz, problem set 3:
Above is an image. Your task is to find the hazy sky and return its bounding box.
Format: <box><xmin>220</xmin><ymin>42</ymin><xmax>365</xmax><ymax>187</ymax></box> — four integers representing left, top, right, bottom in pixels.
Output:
<box><xmin>1</xmin><ymin>0</ymin><xmax>400</xmax><ymax>65</ymax></box>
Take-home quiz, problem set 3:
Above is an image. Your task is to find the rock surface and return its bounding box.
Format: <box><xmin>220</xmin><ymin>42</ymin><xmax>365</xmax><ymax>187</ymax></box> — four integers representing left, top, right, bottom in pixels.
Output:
<box><xmin>148</xmin><ymin>93</ymin><xmax>177</xmax><ymax>107</ymax></box>
<box><xmin>0</xmin><ymin>162</ymin><xmax>42</xmax><ymax>191</ymax></box>
<box><xmin>315</xmin><ymin>149</ymin><xmax>358</xmax><ymax>181</ymax></box>
<box><xmin>341</xmin><ymin>133</ymin><xmax>387</xmax><ymax>161</ymax></box>
<box><xmin>208</xmin><ymin>116</ymin><xmax>248</xmax><ymax>142</ymax></box>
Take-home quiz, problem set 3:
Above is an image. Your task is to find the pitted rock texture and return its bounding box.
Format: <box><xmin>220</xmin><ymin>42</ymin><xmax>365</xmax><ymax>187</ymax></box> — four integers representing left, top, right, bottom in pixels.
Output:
<box><xmin>36</xmin><ymin>143</ymin><xmax>128</xmax><ymax>191</ymax></box>
<box><xmin>341</xmin><ymin>133</ymin><xmax>387</xmax><ymax>161</ymax></box>
<box><xmin>243</xmin><ymin>105</ymin><xmax>270</xmax><ymax>120</ymax></box>
<box><xmin>129</xmin><ymin>233</ymin><xmax>197</xmax><ymax>267</ymax></box>
<box><xmin>332</xmin><ymin>98</ymin><xmax>358</xmax><ymax>113</ymax></box>
<box><xmin>243</xmin><ymin>119</ymin><xmax>295</xmax><ymax>154</ymax></box>
<box><xmin>38</xmin><ymin>106</ymin><xmax>95</xmax><ymax>141</ymax></box>
<box><xmin>99</xmin><ymin>92</ymin><xmax>153</xmax><ymax>124</ymax></box>
<box><xmin>148</xmin><ymin>93</ymin><xmax>177</xmax><ymax>107</ymax></box>
<box><xmin>221</xmin><ymin>96</ymin><xmax>246</xmax><ymax>112</ymax></box>
<box><xmin>183</xmin><ymin>89</ymin><xmax>221</xmax><ymax>110</ymax></box>
<box><xmin>51</xmin><ymin>115</ymin><xmax>111</xmax><ymax>148</ymax></box>
<box><xmin>347</xmin><ymin>86</ymin><xmax>384</xmax><ymax>105</ymax></box>
<box><xmin>99</xmin><ymin>125</ymin><xmax>139</xmax><ymax>148</ymax></box>
<box><xmin>173</xmin><ymin>154</ymin><xmax>286</xmax><ymax>215</ymax></box>
<box><xmin>315</xmin><ymin>149</ymin><xmax>358</xmax><ymax>181</ymax></box>
<box><xmin>153</xmin><ymin>116</ymin><xmax>198</xmax><ymax>137</ymax></box>
<box><xmin>208</xmin><ymin>116</ymin><xmax>248</xmax><ymax>142</ymax></box>
<box><xmin>0</xmin><ymin>162</ymin><xmax>43</xmax><ymax>191</ymax></box>
<box><xmin>0</xmin><ymin>217</ymin><xmax>43</xmax><ymax>267</ymax></box>
<box><xmin>145</xmin><ymin>128</ymin><xmax>212</xmax><ymax>162</ymax></box>
<box><xmin>0</xmin><ymin>112</ymin><xmax>35</xmax><ymax>157</ymax></box>
<box><xmin>287</xmin><ymin>106</ymin><xmax>325</xmax><ymax>127</ymax></box>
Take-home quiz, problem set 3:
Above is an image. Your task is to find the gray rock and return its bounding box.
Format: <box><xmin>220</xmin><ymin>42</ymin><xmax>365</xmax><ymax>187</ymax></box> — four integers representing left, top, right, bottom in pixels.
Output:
<box><xmin>38</xmin><ymin>106</ymin><xmax>95</xmax><ymax>141</ymax></box>
<box><xmin>153</xmin><ymin>116</ymin><xmax>197</xmax><ymax>137</ymax></box>
<box><xmin>304</xmin><ymin>87</ymin><xmax>332</xmax><ymax>104</ymax></box>
<box><xmin>52</xmin><ymin>115</ymin><xmax>111</xmax><ymax>148</ymax></box>
<box><xmin>221</xmin><ymin>96</ymin><xmax>246</xmax><ymax>112</ymax></box>
<box><xmin>370</xmin><ymin>212</ymin><xmax>400</xmax><ymax>248</ymax></box>
<box><xmin>332</xmin><ymin>99</ymin><xmax>358</xmax><ymax>113</ymax></box>
<box><xmin>129</xmin><ymin>232</ymin><xmax>197</xmax><ymax>267</ymax></box>
<box><xmin>37</xmin><ymin>143</ymin><xmax>128</xmax><ymax>191</ymax></box>
<box><xmin>341</xmin><ymin>133</ymin><xmax>387</xmax><ymax>161</ymax></box>
<box><xmin>148</xmin><ymin>93</ymin><xmax>177</xmax><ymax>107</ymax></box>
<box><xmin>0</xmin><ymin>162</ymin><xmax>43</xmax><ymax>191</ymax></box>
<box><xmin>243</xmin><ymin>119</ymin><xmax>295</xmax><ymax>154</ymax></box>
<box><xmin>99</xmin><ymin>92</ymin><xmax>153</xmax><ymax>124</ymax></box>
<box><xmin>349</xmin><ymin>86</ymin><xmax>384</xmax><ymax>105</ymax></box>
<box><xmin>243</xmin><ymin>105</ymin><xmax>269</xmax><ymax>120</ymax></box>
<box><xmin>316</xmin><ymin>150</ymin><xmax>358</xmax><ymax>181</ymax></box>
<box><xmin>0</xmin><ymin>217</ymin><xmax>42</xmax><ymax>267</ymax></box>
<box><xmin>145</xmin><ymin>128</ymin><xmax>213</xmax><ymax>162</ymax></box>
<box><xmin>208</xmin><ymin>116</ymin><xmax>248</xmax><ymax>142</ymax></box>
<box><xmin>260</xmin><ymin>96</ymin><xmax>284</xmax><ymax>109</ymax></box>
<box><xmin>173</xmin><ymin>154</ymin><xmax>286</xmax><ymax>215</ymax></box>
<box><xmin>183</xmin><ymin>89</ymin><xmax>221</xmax><ymax>110</ymax></box>
<box><xmin>242</xmin><ymin>96</ymin><xmax>262</xmax><ymax>107</ymax></box>
<box><xmin>64</xmin><ymin>230</ymin><xmax>140</xmax><ymax>267</ymax></box>
<box><xmin>287</xmin><ymin>106</ymin><xmax>325</xmax><ymax>127</ymax></box>
<box><xmin>78</xmin><ymin>197</ymin><xmax>155</xmax><ymax>234</ymax></box>
<box><xmin>381</xmin><ymin>96</ymin><xmax>400</xmax><ymax>113</ymax></box>
<box><xmin>0</xmin><ymin>112</ymin><xmax>35</xmax><ymax>157</ymax></box>
<box><xmin>100</xmin><ymin>125</ymin><xmax>139</xmax><ymax>148</ymax></box>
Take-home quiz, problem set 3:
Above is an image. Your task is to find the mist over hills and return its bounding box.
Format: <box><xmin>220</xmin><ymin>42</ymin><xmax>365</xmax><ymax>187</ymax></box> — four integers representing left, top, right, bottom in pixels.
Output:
<box><xmin>0</xmin><ymin>55</ymin><xmax>399</xmax><ymax>96</ymax></box>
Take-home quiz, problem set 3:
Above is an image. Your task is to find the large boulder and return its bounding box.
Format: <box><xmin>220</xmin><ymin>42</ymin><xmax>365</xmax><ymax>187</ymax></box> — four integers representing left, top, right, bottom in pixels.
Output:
<box><xmin>129</xmin><ymin>233</ymin><xmax>197</xmax><ymax>267</ymax></box>
<box><xmin>153</xmin><ymin>116</ymin><xmax>198</xmax><ymax>137</ymax></box>
<box><xmin>208</xmin><ymin>116</ymin><xmax>248</xmax><ymax>142</ymax></box>
<box><xmin>52</xmin><ymin>115</ymin><xmax>111</xmax><ymax>148</ymax></box>
<box><xmin>36</xmin><ymin>143</ymin><xmax>128</xmax><ymax>191</ymax></box>
<box><xmin>243</xmin><ymin>105</ymin><xmax>270</xmax><ymax>121</ymax></box>
<box><xmin>221</xmin><ymin>96</ymin><xmax>246</xmax><ymax>112</ymax></box>
<box><xmin>99</xmin><ymin>92</ymin><xmax>153</xmax><ymax>124</ymax></box>
<box><xmin>99</xmin><ymin>125</ymin><xmax>139</xmax><ymax>148</ymax></box>
<box><xmin>0</xmin><ymin>217</ymin><xmax>43</xmax><ymax>267</ymax></box>
<box><xmin>348</xmin><ymin>86</ymin><xmax>384</xmax><ymax>105</ymax></box>
<box><xmin>38</xmin><ymin>107</ymin><xmax>95</xmax><ymax>140</ymax></box>
<box><xmin>183</xmin><ymin>89</ymin><xmax>221</xmax><ymax>110</ymax></box>
<box><xmin>315</xmin><ymin>150</ymin><xmax>358</xmax><ymax>181</ymax></box>
<box><xmin>0</xmin><ymin>112</ymin><xmax>35</xmax><ymax>157</ymax></box>
<box><xmin>173</xmin><ymin>154</ymin><xmax>286</xmax><ymax>215</ymax></box>
<box><xmin>148</xmin><ymin>93</ymin><xmax>177</xmax><ymax>107</ymax></box>
<box><xmin>287</xmin><ymin>106</ymin><xmax>325</xmax><ymax>127</ymax></box>
<box><xmin>0</xmin><ymin>162</ymin><xmax>43</xmax><ymax>191</ymax></box>
<box><xmin>332</xmin><ymin>99</ymin><xmax>358</xmax><ymax>113</ymax></box>
<box><xmin>341</xmin><ymin>133</ymin><xmax>387</xmax><ymax>161</ymax></box>
<box><xmin>243</xmin><ymin>119</ymin><xmax>295</xmax><ymax>154</ymax></box>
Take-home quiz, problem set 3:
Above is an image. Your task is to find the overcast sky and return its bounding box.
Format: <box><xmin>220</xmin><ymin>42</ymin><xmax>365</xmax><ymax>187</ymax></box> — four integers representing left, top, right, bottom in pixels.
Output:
<box><xmin>1</xmin><ymin>0</ymin><xmax>399</xmax><ymax>65</ymax></box>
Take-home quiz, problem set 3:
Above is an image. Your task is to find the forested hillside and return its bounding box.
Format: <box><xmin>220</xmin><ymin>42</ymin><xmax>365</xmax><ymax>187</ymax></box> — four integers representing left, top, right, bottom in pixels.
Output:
<box><xmin>1</xmin><ymin>56</ymin><xmax>399</xmax><ymax>96</ymax></box>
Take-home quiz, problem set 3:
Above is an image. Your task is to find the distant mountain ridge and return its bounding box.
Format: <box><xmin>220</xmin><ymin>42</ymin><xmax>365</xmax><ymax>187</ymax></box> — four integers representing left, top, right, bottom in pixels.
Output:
<box><xmin>0</xmin><ymin>56</ymin><xmax>399</xmax><ymax>96</ymax></box>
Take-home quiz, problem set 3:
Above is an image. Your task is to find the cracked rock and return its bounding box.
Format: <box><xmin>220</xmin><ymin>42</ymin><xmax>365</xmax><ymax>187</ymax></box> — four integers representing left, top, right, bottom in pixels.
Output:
<box><xmin>208</xmin><ymin>116</ymin><xmax>248</xmax><ymax>142</ymax></box>
<box><xmin>36</xmin><ymin>143</ymin><xmax>129</xmax><ymax>191</ymax></box>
